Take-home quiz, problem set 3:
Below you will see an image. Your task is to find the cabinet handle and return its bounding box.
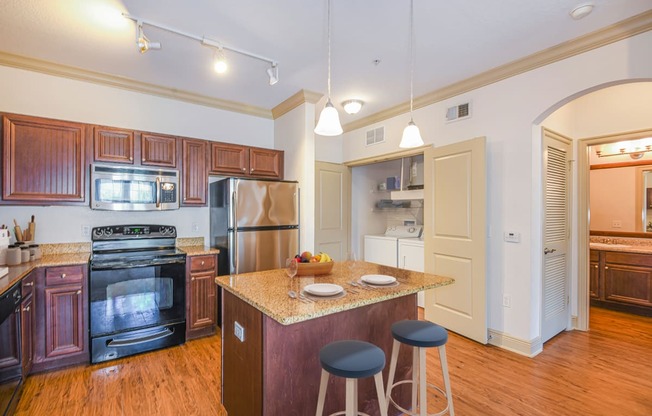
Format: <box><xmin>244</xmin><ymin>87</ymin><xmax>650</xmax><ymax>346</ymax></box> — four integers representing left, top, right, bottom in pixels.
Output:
<box><xmin>61</xmin><ymin>273</ymin><xmax>67</xmax><ymax>279</ymax></box>
<box><xmin>201</xmin><ymin>261</ymin><xmax>205</xmax><ymax>266</ymax></box>
<box><xmin>76</xmin><ymin>290</ymin><xmax>82</xmax><ymax>295</ymax></box>
<box><xmin>191</xmin><ymin>277</ymin><xmax>196</xmax><ymax>281</ymax></box>
<box><xmin>129</xmin><ymin>156</ymin><xmax>133</xmax><ymax>161</ymax></box>
<box><xmin>605</xmin><ymin>266</ymin><xmax>609</xmax><ymax>270</ymax></box>
<box><xmin>23</xmin><ymin>306</ymin><xmax>30</xmax><ymax>312</ymax></box>
<box><xmin>24</xmin><ymin>282</ymin><xmax>34</xmax><ymax>286</ymax></box>
<box><xmin>594</xmin><ymin>265</ymin><xmax>598</xmax><ymax>269</ymax></box>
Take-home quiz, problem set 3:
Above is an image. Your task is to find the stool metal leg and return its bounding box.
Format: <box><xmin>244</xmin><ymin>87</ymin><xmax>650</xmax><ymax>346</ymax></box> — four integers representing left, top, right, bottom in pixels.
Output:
<box><xmin>419</xmin><ymin>347</ymin><xmax>427</xmax><ymax>416</ymax></box>
<box><xmin>412</xmin><ymin>346</ymin><xmax>419</xmax><ymax>412</ymax></box>
<box><xmin>315</xmin><ymin>369</ymin><xmax>329</xmax><ymax>416</ymax></box>
<box><xmin>373</xmin><ymin>373</ymin><xmax>389</xmax><ymax>416</ymax></box>
<box><xmin>438</xmin><ymin>345</ymin><xmax>454</xmax><ymax>416</ymax></box>
<box><xmin>385</xmin><ymin>339</ymin><xmax>400</xmax><ymax>405</ymax></box>
<box><xmin>345</xmin><ymin>378</ymin><xmax>357</xmax><ymax>416</ymax></box>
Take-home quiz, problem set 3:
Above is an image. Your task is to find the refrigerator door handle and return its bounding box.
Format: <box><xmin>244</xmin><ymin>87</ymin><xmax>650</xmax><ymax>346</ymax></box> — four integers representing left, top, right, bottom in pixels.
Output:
<box><xmin>232</xmin><ymin>187</ymin><xmax>239</xmax><ymax>275</ymax></box>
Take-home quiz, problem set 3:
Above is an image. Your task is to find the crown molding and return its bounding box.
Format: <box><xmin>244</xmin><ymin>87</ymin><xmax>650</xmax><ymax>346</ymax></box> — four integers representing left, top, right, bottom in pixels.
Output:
<box><xmin>271</xmin><ymin>89</ymin><xmax>323</xmax><ymax>119</ymax></box>
<box><xmin>343</xmin><ymin>10</ymin><xmax>652</xmax><ymax>133</ymax></box>
<box><xmin>0</xmin><ymin>51</ymin><xmax>273</xmax><ymax>119</ymax></box>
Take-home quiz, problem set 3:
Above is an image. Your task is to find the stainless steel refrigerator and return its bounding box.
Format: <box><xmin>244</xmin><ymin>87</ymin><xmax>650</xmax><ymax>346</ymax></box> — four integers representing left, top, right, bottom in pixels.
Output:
<box><xmin>210</xmin><ymin>177</ymin><xmax>299</xmax><ymax>276</ymax></box>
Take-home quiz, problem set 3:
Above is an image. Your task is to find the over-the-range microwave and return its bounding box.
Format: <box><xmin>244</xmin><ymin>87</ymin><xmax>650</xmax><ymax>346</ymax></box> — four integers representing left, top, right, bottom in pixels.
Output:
<box><xmin>90</xmin><ymin>164</ymin><xmax>180</xmax><ymax>211</ymax></box>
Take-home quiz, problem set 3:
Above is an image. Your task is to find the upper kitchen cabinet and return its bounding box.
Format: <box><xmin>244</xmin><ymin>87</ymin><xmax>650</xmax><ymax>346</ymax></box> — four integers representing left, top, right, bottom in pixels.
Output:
<box><xmin>181</xmin><ymin>138</ymin><xmax>208</xmax><ymax>206</ymax></box>
<box><xmin>93</xmin><ymin>126</ymin><xmax>134</xmax><ymax>164</ymax></box>
<box><xmin>141</xmin><ymin>133</ymin><xmax>177</xmax><ymax>168</ymax></box>
<box><xmin>210</xmin><ymin>143</ymin><xmax>283</xmax><ymax>179</ymax></box>
<box><xmin>2</xmin><ymin>113</ymin><xmax>86</xmax><ymax>203</ymax></box>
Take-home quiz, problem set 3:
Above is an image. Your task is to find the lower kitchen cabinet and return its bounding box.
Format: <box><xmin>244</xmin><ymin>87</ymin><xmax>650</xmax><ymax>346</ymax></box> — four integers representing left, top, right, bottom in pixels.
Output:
<box><xmin>590</xmin><ymin>249</ymin><xmax>652</xmax><ymax>317</ymax></box>
<box><xmin>186</xmin><ymin>254</ymin><xmax>218</xmax><ymax>339</ymax></box>
<box><xmin>33</xmin><ymin>265</ymin><xmax>89</xmax><ymax>372</ymax></box>
<box><xmin>21</xmin><ymin>272</ymin><xmax>35</xmax><ymax>377</ymax></box>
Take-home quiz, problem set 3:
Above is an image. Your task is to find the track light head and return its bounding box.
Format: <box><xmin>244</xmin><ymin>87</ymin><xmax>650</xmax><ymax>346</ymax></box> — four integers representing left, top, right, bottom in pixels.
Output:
<box><xmin>267</xmin><ymin>63</ymin><xmax>279</xmax><ymax>85</ymax></box>
<box><xmin>136</xmin><ymin>21</ymin><xmax>161</xmax><ymax>53</ymax></box>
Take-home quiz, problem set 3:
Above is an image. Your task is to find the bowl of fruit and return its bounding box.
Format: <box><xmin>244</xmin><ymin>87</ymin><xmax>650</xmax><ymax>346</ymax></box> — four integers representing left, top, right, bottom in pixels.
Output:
<box><xmin>293</xmin><ymin>251</ymin><xmax>334</xmax><ymax>276</ymax></box>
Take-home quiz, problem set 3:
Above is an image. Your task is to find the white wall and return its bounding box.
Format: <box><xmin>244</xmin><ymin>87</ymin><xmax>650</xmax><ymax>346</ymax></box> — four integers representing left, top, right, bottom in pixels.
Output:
<box><xmin>342</xmin><ymin>31</ymin><xmax>652</xmax><ymax>344</ymax></box>
<box><xmin>0</xmin><ymin>65</ymin><xmax>274</xmax><ymax>244</ymax></box>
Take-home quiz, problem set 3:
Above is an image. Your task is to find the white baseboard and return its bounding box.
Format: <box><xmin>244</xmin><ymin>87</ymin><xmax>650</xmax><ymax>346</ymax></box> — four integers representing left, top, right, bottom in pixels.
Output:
<box><xmin>571</xmin><ymin>315</ymin><xmax>578</xmax><ymax>329</ymax></box>
<box><xmin>488</xmin><ymin>329</ymin><xmax>543</xmax><ymax>357</ymax></box>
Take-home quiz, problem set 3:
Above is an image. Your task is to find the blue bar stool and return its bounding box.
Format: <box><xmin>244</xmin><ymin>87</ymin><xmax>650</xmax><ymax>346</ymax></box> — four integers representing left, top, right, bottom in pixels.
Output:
<box><xmin>316</xmin><ymin>340</ymin><xmax>389</xmax><ymax>416</ymax></box>
<box><xmin>385</xmin><ymin>320</ymin><xmax>454</xmax><ymax>416</ymax></box>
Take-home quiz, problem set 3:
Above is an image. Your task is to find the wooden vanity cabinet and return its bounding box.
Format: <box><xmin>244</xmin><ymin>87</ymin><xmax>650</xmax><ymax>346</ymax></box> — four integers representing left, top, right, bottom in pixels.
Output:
<box><xmin>186</xmin><ymin>254</ymin><xmax>218</xmax><ymax>339</ymax></box>
<box><xmin>33</xmin><ymin>265</ymin><xmax>89</xmax><ymax>372</ymax></box>
<box><xmin>591</xmin><ymin>250</ymin><xmax>652</xmax><ymax>316</ymax></box>
<box><xmin>93</xmin><ymin>126</ymin><xmax>134</xmax><ymax>164</ymax></box>
<box><xmin>2</xmin><ymin>113</ymin><xmax>86</xmax><ymax>203</ymax></box>
<box><xmin>589</xmin><ymin>250</ymin><xmax>600</xmax><ymax>300</ymax></box>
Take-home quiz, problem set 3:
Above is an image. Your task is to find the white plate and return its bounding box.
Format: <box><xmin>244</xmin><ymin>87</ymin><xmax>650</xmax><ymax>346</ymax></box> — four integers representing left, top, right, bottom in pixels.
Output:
<box><xmin>361</xmin><ymin>274</ymin><xmax>397</xmax><ymax>285</ymax></box>
<box><xmin>303</xmin><ymin>283</ymin><xmax>344</xmax><ymax>297</ymax></box>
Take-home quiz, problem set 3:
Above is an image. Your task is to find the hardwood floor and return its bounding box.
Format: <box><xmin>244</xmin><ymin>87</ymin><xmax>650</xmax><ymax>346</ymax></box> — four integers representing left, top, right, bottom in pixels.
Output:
<box><xmin>14</xmin><ymin>308</ymin><xmax>651</xmax><ymax>415</ymax></box>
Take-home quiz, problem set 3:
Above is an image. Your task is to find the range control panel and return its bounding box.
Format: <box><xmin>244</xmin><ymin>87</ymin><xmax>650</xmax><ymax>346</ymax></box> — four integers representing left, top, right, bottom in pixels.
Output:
<box><xmin>384</xmin><ymin>225</ymin><xmax>423</xmax><ymax>238</ymax></box>
<box><xmin>91</xmin><ymin>225</ymin><xmax>177</xmax><ymax>240</ymax></box>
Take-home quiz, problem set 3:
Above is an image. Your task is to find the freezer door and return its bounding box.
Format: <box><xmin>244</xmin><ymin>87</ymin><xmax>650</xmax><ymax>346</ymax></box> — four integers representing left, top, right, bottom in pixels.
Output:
<box><xmin>233</xmin><ymin>180</ymin><xmax>298</xmax><ymax>228</ymax></box>
<box><xmin>230</xmin><ymin>228</ymin><xmax>299</xmax><ymax>274</ymax></box>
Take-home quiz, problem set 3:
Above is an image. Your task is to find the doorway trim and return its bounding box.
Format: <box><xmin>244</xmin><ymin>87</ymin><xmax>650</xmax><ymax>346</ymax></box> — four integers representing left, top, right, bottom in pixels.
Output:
<box><xmin>577</xmin><ymin>127</ymin><xmax>652</xmax><ymax>330</ymax></box>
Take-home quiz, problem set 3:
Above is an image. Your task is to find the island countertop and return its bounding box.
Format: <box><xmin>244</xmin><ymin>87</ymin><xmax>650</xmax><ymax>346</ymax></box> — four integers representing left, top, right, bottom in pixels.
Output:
<box><xmin>215</xmin><ymin>261</ymin><xmax>454</xmax><ymax>325</ymax></box>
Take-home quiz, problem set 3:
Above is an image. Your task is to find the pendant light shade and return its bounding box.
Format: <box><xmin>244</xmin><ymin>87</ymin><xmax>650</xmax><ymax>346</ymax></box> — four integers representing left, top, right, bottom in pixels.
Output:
<box><xmin>314</xmin><ymin>0</ymin><xmax>343</xmax><ymax>137</ymax></box>
<box><xmin>315</xmin><ymin>99</ymin><xmax>343</xmax><ymax>136</ymax></box>
<box><xmin>399</xmin><ymin>0</ymin><xmax>425</xmax><ymax>148</ymax></box>
<box><xmin>400</xmin><ymin>120</ymin><xmax>424</xmax><ymax>148</ymax></box>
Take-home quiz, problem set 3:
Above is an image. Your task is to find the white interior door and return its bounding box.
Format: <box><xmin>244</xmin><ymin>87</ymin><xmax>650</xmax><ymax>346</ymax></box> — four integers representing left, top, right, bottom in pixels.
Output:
<box><xmin>315</xmin><ymin>162</ymin><xmax>351</xmax><ymax>261</ymax></box>
<box><xmin>542</xmin><ymin>129</ymin><xmax>572</xmax><ymax>343</ymax></box>
<box><xmin>424</xmin><ymin>137</ymin><xmax>487</xmax><ymax>344</ymax></box>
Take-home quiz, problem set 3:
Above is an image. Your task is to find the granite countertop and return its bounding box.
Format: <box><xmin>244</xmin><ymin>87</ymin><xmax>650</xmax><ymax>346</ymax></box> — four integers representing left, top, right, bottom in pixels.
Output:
<box><xmin>215</xmin><ymin>261</ymin><xmax>454</xmax><ymax>326</ymax></box>
<box><xmin>0</xmin><ymin>252</ymin><xmax>90</xmax><ymax>296</ymax></box>
<box><xmin>178</xmin><ymin>246</ymin><xmax>220</xmax><ymax>256</ymax></box>
<box><xmin>589</xmin><ymin>237</ymin><xmax>652</xmax><ymax>254</ymax></box>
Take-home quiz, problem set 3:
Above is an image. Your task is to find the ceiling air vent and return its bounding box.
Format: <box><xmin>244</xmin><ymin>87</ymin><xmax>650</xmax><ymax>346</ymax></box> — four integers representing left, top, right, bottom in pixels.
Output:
<box><xmin>366</xmin><ymin>126</ymin><xmax>385</xmax><ymax>146</ymax></box>
<box><xmin>446</xmin><ymin>102</ymin><xmax>471</xmax><ymax>122</ymax></box>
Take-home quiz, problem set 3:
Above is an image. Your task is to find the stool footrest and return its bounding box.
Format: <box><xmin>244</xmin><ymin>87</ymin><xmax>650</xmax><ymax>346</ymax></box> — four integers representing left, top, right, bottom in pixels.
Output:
<box><xmin>387</xmin><ymin>380</ymin><xmax>450</xmax><ymax>416</ymax></box>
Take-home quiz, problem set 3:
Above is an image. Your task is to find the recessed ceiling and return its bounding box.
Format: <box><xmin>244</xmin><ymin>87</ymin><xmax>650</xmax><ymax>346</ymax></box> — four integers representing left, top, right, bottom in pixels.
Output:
<box><xmin>0</xmin><ymin>0</ymin><xmax>650</xmax><ymax>122</ymax></box>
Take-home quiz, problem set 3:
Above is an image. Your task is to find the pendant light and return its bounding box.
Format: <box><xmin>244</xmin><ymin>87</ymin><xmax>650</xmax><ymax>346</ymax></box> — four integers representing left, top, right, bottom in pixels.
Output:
<box><xmin>314</xmin><ymin>0</ymin><xmax>343</xmax><ymax>136</ymax></box>
<box><xmin>399</xmin><ymin>0</ymin><xmax>424</xmax><ymax>148</ymax></box>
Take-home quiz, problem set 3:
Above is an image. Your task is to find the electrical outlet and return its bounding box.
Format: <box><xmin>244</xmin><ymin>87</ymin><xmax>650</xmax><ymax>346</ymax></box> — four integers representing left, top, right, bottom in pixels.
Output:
<box><xmin>81</xmin><ymin>225</ymin><xmax>91</xmax><ymax>237</ymax></box>
<box><xmin>192</xmin><ymin>222</ymin><xmax>199</xmax><ymax>232</ymax></box>
<box><xmin>503</xmin><ymin>294</ymin><xmax>511</xmax><ymax>308</ymax></box>
<box><xmin>234</xmin><ymin>321</ymin><xmax>245</xmax><ymax>342</ymax></box>
<box><xmin>612</xmin><ymin>220</ymin><xmax>622</xmax><ymax>228</ymax></box>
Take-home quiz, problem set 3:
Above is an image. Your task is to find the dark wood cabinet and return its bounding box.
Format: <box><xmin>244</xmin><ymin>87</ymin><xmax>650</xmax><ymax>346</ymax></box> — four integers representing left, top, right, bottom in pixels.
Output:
<box><xmin>591</xmin><ymin>250</ymin><xmax>652</xmax><ymax>316</ymax></box>
<box><xmin>20</xmin><ymin>271</ymin><xmax>35</xmax><ymax>377</ymax></box>
<box><xmin>186</xmin><ymin>255</ymin><xmax>218</xmax><ymax>339</ymax></box>
<box><xmin>589</xmin><ymin>250</ymin><xmax>600</xmax><ymax>300</ymax></box>
<box><xmin>141</xmin><ymin>133</ymin><xmax>177</xmax><ymax>167</ymax></box>
<box><xmin>210</xmin><ymin>143</ymin><xmax>284</xmax><ymax>179</ymax></box>
<box><xmin>94</xmin><ymin>126</ymin><xmax>134</xmax><ymax>164</ymax></box>
<box><xmin>2</xmin><ymin>113</ymin><xmax>86</xmax><ymax>203</ymax></box>
<box><xmin>33</xmin><ymin>265</ymin><xmax>88</xmax><ymax>372</ymax></box>
<box><xmin>181</xmin><ymin>139</ymin><xmax>208</xmax><ymax>206</ymax></box>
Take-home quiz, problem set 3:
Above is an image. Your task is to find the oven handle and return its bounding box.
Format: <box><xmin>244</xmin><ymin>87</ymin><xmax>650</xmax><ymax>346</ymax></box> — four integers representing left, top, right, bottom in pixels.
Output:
<box><xmin>156</xmin><ymin>177</ymin><xmax>161</xmax><ymax>209</ymax></box>
<box><xmin>90</xmin><ymin>256</ymin><xmax>187</xmax><ymax>270</ymax></box>
<box><xmin>106</xmin><ymin>327</ymin><xmax>174</xmax><ymax>348</ymax></box>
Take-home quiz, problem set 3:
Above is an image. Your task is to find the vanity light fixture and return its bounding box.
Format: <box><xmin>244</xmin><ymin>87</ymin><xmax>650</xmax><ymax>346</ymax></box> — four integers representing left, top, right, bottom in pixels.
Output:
<box><xmin>342</xmin><ymin>99</ymin><xmax>364</xmax><ymax>115</ymax></box>
<box><xmin>596</xmin><ymin>145</ymin><xmax>652</xmax><ymax>160</ymax></box>
<box><xmin>314</xmin><ymin>0</ymin><xmax>343</xmax><ymax>136</ymax></box>
<box><xmin>124</xmin><ymin>14</ymin><xmax>279</xmax><ymax>85</ymax></box>
<box><xmin>399</xmin><ymin>0</ymin><xmax>425</xmax><ymax>148</ymax></box>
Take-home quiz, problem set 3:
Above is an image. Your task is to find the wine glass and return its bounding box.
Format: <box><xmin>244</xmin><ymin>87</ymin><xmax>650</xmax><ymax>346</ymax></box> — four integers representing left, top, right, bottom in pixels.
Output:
<box><xmin>286</xmin><ymin>258</ymin><xmax>298</xmax><ymax>278</ymax></box>
<box><xmin>346</xmin><ymin>250</ymin><xmax>358</xmax><ymax>278</ymax></box>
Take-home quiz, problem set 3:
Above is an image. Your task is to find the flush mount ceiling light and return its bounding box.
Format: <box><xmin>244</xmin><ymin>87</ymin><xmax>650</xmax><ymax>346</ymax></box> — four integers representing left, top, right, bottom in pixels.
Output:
<box><xmin>399</xmin><ymin>0</ymin><xmax>424</xmax><ymax>149</ymax></box>
<box><xmin>570</xmin><ymin>2</ymin><xmax>594</xmax><ymax>20</ymax></box>
<box><xmin>342</xmin><ymin>99</ymin><xmax>364</xmax><ymax>115</ymax></box>
<box><xmin>314</xmin><ymin>0</ymin><xmax>343</xmax><ymax>137</ymax></box>
<box><xmin>136</xmin><ymin>20</ymin><xmax>161</xmax><ymax>53</ymax></box>
<box><xmin>124</xmin><ymin>14</ymin><xmax>279</xmax><ymax>85</ymax></box>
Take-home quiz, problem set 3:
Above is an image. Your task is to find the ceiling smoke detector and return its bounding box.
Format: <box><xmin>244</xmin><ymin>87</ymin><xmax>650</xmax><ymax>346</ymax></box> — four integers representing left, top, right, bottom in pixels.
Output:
<box><xmin>570</xmin><ymin>3</ymin><xmax>594</xmax><ymax>20</ymax></box>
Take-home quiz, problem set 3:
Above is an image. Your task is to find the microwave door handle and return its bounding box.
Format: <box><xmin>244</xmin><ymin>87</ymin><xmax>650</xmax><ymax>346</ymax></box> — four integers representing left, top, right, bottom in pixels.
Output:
<box><xmin>156</xmin><ymin>177</ymin><xmax>161</xmax><ymax>209</ymax></box>
<box><xmin>232</xmin><ymin>189</ymin><xmax>238</xmax><ymax>274</ymax></box>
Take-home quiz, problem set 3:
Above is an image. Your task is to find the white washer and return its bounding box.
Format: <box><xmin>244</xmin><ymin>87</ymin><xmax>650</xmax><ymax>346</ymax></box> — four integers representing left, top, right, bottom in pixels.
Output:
<box><xmin>398</xmin><ymin>237</ymin><xmax>425</xmax><ymax>307</ymax></box>
<box><xmin>363</xmin><ymin>226</ymin><xmax>423</xmax><ymax>268</ymax></box>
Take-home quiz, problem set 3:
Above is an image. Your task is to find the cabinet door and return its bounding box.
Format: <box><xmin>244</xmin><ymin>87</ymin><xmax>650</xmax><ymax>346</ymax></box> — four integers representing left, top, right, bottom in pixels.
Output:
<box><xmin>249</xmin><ymin>148</ymin><xmax>283</xmax><ymax>179</ymax></box>
<box><xmin>589</xmin><ymin>260</ymin><xmax>601</xmax><ymax>300</ymax></box>
<box><xmin>21</xmin><ymin>294</ymin><xmax>33</xmax><ymax>376</ymax></box>
<box><xmin>2</xmin><ymin>113</ymin><xmax>86</xmax><ymax>202</ymax></box>
<box><xmin>604</xmin><ymin>263</ymin><xmax>652</xmax><ymax>307</ymax></box>
<box><xmin>44</xmin><ymin>285</ymin><xmax>85</xmax><ymax>359</ymax></box>
<box><xmin>142</xmin><ymin>133</ymin><xmax>177</xmax><ymax>167</ymax></box>
<box><xmin>181</xmin><ymin>139</ymin><xmax>208</xmax><ymax>206</ymax></box>
<box><xmin>188</xmin><ymin>271</ymin><xmax>217</xmax><ymax>330</ymax></box>
<box><xmin>210</xmin><ymin>143</ymin><xmax>249</xmax><ymax>176</ymax></box>
<box><xmin>94</xmin><ymin>126</ymin><xmax>134</xmax><ymax>164</ymax></box>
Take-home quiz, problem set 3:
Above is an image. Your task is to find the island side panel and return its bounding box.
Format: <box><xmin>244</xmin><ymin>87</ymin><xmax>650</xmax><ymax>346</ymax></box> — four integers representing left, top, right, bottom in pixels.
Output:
<box><xmin>222</xmin><ymin>290</ymin><xmax>263</xmax><ymax>415</ymax></box>
<box><xmin>262</xmin><ymin>294</ymin><xmax>417</xmax><ymax>416</ymax></box>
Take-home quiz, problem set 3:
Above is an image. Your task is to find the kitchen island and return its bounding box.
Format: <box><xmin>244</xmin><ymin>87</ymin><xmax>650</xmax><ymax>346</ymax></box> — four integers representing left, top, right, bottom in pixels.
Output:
<box><xmin>215</xmin><ymin>261</ymin><xmax>454</xmax><ymax>416</ymax></box>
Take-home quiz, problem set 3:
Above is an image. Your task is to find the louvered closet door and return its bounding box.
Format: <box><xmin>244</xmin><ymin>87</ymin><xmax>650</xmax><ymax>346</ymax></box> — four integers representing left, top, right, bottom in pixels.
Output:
<box><xmin>542</xmin><ymin>129</ymin><xmax>572</xmax><ymax>343</ymax></box>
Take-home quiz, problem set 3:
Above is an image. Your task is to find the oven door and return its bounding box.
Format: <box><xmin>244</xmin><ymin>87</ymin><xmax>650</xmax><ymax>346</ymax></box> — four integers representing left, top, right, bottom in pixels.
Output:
<box><xmin>89</xmin><ymin>259</ymin><xmax>186</xmax><ymax>363</ymax></box>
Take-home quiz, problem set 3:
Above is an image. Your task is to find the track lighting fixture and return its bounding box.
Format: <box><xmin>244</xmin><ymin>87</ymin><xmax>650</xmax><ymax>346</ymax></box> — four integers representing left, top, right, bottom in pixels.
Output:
<box><xmin>267</xmin><ymin>63</ymin><xmax>279</xmax><ymax>86</ymax></box>
<box><xmin>136</xmin><ymin>20</ymin><xmax>161</xmax><ymax>53</ymax></box>
<box><xmin>124</xmin><ymin>14</ymin><xmax>278</xmax><ymax>85</ymax></box>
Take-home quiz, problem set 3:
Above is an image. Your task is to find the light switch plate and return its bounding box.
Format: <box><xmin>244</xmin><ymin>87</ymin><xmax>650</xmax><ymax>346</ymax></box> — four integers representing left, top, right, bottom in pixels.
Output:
<box><xmin>234</xmin><ymin>321</ymin><xmax>245</xmax><ymax>342</ymax></box>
